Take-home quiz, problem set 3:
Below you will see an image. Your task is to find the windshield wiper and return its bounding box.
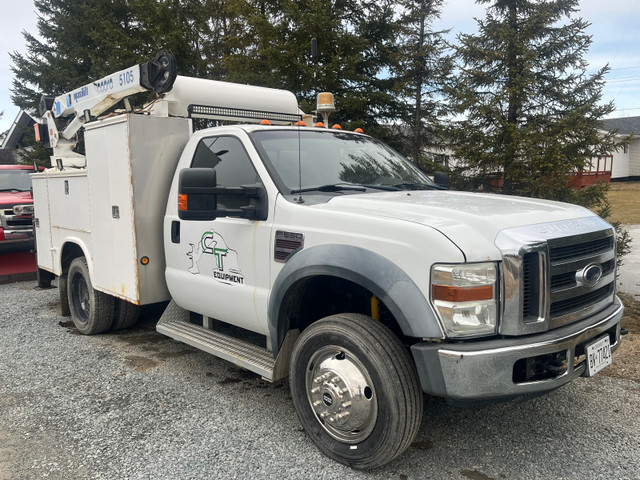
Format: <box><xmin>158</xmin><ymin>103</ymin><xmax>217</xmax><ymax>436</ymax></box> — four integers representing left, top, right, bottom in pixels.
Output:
<box><xmin>358</xmin><ymin>184</ymin><xmax>401</xmax><ymax>191</ymax></box>
<box><xmin>392</xmin><ymin>182</ymin><xmax>443</xmax><ymax>191</ymax></box>
<box><xmin>0</xmin><ymin>188</ymin><xmax>29</xmax><ymax>192</ymax></box>
<box><xmin>290</xmin><ymin>183</ymin><xmax>367</xmax><ymax>194</ymax></box>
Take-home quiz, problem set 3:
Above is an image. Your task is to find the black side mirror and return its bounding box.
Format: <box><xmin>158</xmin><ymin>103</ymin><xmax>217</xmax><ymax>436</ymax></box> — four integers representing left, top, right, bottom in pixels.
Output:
<box><xmin>178</xmin><ymin>168</ymin><xmax>267</xmax><ymax>221</ymax></box>
<box><xmin>434</xmin><ymin>171</ymin><xmax>450</xmax><ymax>190</ymax></box>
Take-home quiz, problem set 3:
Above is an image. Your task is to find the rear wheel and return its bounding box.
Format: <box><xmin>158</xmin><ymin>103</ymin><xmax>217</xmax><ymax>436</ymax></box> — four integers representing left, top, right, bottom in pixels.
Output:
<box><xmin>58</xmin><ymin>273</ymin><xmax>70</xmax><ymax>317</ymax></box>
<box><xmin>289</xmin><ymin>313</ymin><xmax>423</xmax><ymax>469</ymax></box>
<box><xmin>111</xmin><ymin>298</ymin><xmax>141</xmax><ymax>330</ymax></box>
<box><xmin>67</xmin><ymin>257</ymin><xmax>114</xmax><ymax>334</ymax></box>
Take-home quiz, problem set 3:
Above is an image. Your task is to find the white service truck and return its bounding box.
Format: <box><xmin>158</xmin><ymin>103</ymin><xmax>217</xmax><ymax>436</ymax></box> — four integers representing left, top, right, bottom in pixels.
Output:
<box><xmin>32</xmin><ymin>51</ymin><xmax>623</xmax><ymax>469</ymax></box>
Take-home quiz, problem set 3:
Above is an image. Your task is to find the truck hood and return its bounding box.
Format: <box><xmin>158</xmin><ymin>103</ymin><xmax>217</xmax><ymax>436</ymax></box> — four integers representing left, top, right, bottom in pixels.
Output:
<box><xmin>316</xmin><ymin>190</ymin><xmax>597</xmax><ymax>260</ymax></box>
<box><xmin>0</xmin><ymin>191</ymin><xmax>33</xmax><ymax>207</ymax></box>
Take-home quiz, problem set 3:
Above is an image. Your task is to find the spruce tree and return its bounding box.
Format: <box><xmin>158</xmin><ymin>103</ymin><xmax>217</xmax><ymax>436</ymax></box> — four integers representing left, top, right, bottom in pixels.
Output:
<box><xmin>10</xmin><ymin>0</ymin><xmax>216</xmax><ymax>112</ymax></box>
<box><xmin>11</xmin><ymin>0</ymin><xmax>403</xmax><ymax>142</ymax></box>
<box><xmin>11</xmin><ymin>0</ymin><xmax>144</xmax><ymax>112</ymax></box>
<box><xmin>392</xmin><ymin>0</ymin><xmax>453</xmax><ymax>167</ymax></box>
<box><xmin>224</xmin><ymin>0</ymin><xmax>402</xmax><ymax>140</ymax></box>
<box><xmin>448</xmin><ymin>0</ymin><xmax>616</xmax><ymax>198</ymax></box>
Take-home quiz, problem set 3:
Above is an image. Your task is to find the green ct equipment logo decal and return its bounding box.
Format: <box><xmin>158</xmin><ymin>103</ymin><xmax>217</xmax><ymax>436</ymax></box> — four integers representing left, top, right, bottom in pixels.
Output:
<box><xmin>201</xmin><ymin>231</ymin><xmax>229</xmax><ymax>270</ymax></box>
<box><xmin>186</xmin><ymin>230</ymin><xmax>245</xmax><ymax>285</ymax></box>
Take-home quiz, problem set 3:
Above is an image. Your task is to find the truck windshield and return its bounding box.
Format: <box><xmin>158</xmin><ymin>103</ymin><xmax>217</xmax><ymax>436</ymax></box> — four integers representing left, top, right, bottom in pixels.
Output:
<box><xmin>0</xmin><ymin>169</ymin><xmax>34</xmax><ymax>192</ymax></box>
<box><xmin>251</xmin><ymin>130</ymin><xmax>437</xmax><ymax>193</ymax></box>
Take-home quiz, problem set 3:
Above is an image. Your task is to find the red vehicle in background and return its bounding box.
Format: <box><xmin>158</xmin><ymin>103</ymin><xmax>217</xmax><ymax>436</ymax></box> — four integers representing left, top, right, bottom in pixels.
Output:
<box><xmin>0</xmin><ymin>165</ymin><xmax>40</xmax><ymax>253</ymax></box>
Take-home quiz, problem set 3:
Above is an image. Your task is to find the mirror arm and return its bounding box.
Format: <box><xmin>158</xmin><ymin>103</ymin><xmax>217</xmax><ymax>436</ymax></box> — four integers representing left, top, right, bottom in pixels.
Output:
<box><xmin>206</xmin><ymin>185</ymin><xmax>260</xmax><ymax>196</ymax></box>
<box><xmin>211</xmin><ymin>206</ymin><xmax>257</xmax><ymax>219</ymax></box>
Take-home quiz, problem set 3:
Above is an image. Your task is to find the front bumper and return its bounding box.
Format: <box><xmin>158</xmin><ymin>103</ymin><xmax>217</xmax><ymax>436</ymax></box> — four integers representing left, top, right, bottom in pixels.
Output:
<box><xmin>0</xmin><ymin>225</ymin><xmax>34</xmax><ymax>252</ymax></box>
<box><xmin>411</xmin><ymin>297</ymin><xmax>623</xmax><ymax>405</ymax></box>
<box><xmin>0</xmin><ymin>227</ymin><xmax>33</xmax><ymax>242</ymax></box>
<box><xmin>1</xmin><ymin>209</ymin><xmax>34</xmax><ymax>245</ymax></box>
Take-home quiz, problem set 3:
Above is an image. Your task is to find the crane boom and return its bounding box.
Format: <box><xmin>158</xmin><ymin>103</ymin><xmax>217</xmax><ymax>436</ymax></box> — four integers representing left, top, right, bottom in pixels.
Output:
<box><xmin>37</xmin><ymin>50</ymin><xmax>303</xmax><ymax>162</ymax></box>
<box><xmin>54</xmin><ymin>50</ymin><xmax>177</xmax><ymax>120</ymax></box>
<box><xmin>42</xmin><ymin>51</ymin><xmax>177</xmax><ymax>148</ymax></box>
<box><xmin>53</xmin><ymin>65</ymin><xmax>146</xmax><ymax>119</ymax></box>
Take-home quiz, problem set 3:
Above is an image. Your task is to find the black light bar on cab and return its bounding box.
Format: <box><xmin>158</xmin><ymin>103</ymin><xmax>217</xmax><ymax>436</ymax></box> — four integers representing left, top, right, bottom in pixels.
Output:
<box><xmin>188</xmin><ymin>104</ymin><xmax>302</xmax><ymax>125</ymax></box>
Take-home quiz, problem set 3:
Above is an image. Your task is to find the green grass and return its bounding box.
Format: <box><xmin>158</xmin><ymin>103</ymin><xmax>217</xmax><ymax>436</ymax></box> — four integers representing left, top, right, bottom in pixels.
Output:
<box><xmin>608</xmin><ymin>182</ymin><xmax>640</xmax><ymax>225</ymax></box>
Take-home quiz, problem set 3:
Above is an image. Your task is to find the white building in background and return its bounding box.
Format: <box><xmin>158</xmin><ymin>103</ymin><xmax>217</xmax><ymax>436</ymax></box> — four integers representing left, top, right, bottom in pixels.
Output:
<box><xmin>601</xmin><ymin>117</ymin><xmax>640</xmax><ymax>180</ymax></box>
<box><xmin>0</xmin><ymin>110</ymin><xmax>37</xmax><ymax>164</ymax></box>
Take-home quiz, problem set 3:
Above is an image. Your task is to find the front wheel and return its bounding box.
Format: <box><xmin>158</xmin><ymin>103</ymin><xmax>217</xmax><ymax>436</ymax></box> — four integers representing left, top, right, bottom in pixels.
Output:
<box><xmin>289</xmin><ymin>313</ymin><xmax>423</xmax><ymax>469</ymax></box>
<box><xmin>67</xmin><ymin>257</ymin><xmax>114</xmax><ymax>334</ymax></box>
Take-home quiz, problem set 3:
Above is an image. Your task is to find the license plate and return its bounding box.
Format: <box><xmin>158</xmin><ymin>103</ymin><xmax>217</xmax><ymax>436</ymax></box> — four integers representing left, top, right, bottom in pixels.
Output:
<box><xmin>585</xmin><ymin>335</ymin><xmax>612</xmax><ymax>377</ymax></box>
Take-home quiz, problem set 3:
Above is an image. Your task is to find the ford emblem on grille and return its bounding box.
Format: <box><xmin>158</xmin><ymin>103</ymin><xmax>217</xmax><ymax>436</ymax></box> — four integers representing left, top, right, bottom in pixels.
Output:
<box><xmin>575</xmin><ymin>263</ymin><xmax>603</xmax><ymax>286</ymax></box>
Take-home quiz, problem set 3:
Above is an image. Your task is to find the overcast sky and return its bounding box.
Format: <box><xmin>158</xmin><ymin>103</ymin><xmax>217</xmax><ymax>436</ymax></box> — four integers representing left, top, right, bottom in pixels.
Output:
<box><xmin>2</xmin><ymin>0</ymin><xmax>640</xmax><ymax>133</ymax></box>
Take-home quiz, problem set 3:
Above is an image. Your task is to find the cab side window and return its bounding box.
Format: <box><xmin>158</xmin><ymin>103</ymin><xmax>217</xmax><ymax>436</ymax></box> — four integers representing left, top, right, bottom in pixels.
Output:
<box><xmin>191</xmin><ymin>136</ymin><xmax>260</xmax><ymax>209</ymax></box>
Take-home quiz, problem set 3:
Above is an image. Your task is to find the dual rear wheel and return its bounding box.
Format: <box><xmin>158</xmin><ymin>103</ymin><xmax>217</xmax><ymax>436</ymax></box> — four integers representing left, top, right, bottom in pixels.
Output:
<box><xmin>66</xmin><ymin>256</ymin><xmax>140</xmax><ymax>334</ymax></box>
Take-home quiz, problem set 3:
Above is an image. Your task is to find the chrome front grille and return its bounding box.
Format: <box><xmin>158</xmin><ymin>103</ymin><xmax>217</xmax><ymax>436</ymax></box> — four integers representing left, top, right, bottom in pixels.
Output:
<box><xmin>549</xmin><ymin>284</ymin><xmax>613</xmax><ymax>317</ymax></box>
<box><xmin>549</xmin><ymin>235</ymin><xmax>613</xmax><ymax>262</ymax></box>
<box><xmin>522</xmin><ymin>252</ymin><xmax>541</xmax><ymax>319</ymax></box>
<box><xmin>549</xmin><ymin>258</ymin><xmax>615</xmax><ymax>290</ymax></box>
<box><xmin>1</xmin><ymin>207</ymin><xmax>32</xmax><ymax>229</ymax></box>
<box><xmin>497</xmin><ymin>216</ymin><xmax>617</xmax><ymax>336</ymax></box>
<box><xmin>546</xmin><ymin>231</ymin><xmax>616</xmax><ymax>329</ymax></box>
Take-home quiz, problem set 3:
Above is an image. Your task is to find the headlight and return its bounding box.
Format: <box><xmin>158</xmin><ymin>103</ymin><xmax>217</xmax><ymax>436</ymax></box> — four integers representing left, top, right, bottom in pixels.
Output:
<box><xmin>431</xmin><ymin>262</ymin><xmax>498</xmax><ymax>338</ymax></box>
<box><xmin>13</xmin><ymin>205</ymin><xmax>34</xmax><ymax>215</ymax></box>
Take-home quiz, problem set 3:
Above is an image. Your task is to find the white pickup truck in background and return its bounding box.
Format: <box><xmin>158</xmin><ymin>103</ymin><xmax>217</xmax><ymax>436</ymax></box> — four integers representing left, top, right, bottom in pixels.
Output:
<box><xmin>0</xmin><ymin>164</ymin><xmax>39</xmax><ymax>253</ymax></box>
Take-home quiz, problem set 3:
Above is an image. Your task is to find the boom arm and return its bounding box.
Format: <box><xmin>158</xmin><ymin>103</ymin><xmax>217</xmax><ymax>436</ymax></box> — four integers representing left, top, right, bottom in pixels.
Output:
<box><xmin>39</xmin><ymin>50</ymin><xmax>304</xmax><ymax>159</ymax></box>
<box><xmin>43</xmin><ymin>51</ymin><xmax>176</xmax><ymax>147</ymax></box>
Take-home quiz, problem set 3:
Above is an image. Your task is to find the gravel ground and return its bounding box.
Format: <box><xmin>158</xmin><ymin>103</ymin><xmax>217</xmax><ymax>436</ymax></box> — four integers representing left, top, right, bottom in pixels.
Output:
<box><xmin>1</xmin><ymin>280</ymin><xmax>639</xmax><ymax>480</ymax></box>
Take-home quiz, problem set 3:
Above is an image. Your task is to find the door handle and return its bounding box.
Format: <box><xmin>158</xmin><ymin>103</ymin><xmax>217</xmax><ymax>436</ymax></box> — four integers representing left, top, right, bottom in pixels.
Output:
<box><xmin>171</xmin><ymin>220</ymin><xmax>180</xmax><ymax>243</ymax></box>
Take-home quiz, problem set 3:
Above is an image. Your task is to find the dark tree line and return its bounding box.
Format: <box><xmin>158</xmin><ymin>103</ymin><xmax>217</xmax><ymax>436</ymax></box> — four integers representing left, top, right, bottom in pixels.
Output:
<box><xmin>11</xmin><ymin>0</ymin><xmax>619</xmax><ymax>206</ymax></box>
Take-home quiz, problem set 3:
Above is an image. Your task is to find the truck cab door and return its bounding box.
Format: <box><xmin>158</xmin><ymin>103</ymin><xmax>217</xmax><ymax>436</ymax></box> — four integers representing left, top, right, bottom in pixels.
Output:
<box><xmin>164</xmin><ymin>133</ymin><xmax>272</xmax><ymax>335</ymax></box>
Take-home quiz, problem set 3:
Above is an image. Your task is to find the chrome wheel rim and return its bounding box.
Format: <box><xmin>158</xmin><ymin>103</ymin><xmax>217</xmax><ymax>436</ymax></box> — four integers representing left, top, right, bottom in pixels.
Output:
<box><xmin>305</xmin><ymin>345</ymin><xmax>377</xmax><ymax>443</ymax></box>
<box><xmin>71</xmin><ymin>273</ymin><xmax>90</xmax><ymax>324</ymax></box>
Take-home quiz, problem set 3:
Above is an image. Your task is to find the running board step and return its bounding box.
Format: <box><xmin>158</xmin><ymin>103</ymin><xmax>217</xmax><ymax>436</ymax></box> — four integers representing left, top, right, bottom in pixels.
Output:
<box><xmin>156</xmin><ymin>300</ymin><xmax>296</xmax><ymax>381</ymax></box>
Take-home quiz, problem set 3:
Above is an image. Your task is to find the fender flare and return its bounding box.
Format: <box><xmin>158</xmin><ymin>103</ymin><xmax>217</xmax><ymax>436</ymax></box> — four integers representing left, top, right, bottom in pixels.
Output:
<box><xmin>58</xmin><ymin>238</ymin><xmax>92</xmax><ymax>276</ymax></box>
<box><xmin>268</xmin><ymin>244</ymin><xmax>444</xmax><ymax>355</ymax></box>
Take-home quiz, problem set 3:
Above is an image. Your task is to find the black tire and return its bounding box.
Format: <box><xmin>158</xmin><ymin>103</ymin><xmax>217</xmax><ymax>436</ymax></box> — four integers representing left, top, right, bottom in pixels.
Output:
<box><xmin>58</xmin><ymin>273</ymin><xmax>71</xmax><ymax>317</ymax></box>
<box><xmin>67</xmin><ymin>257</ymin><xmax>114</xmax><ymax>334</ymax></box>
<box><xmin>289</xmin><ymin>313</ymin><xmax>423</xmax><ymax>469</ymax></box>
<box><xmin>36</xmin><ymin>268</ymin><xmax>54</xmax><ymax>289</ymax></box>
<box><xmin>111</xmin><ymin>298</ymin><xmax>141</xmax><ymax>330</ymax></box>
